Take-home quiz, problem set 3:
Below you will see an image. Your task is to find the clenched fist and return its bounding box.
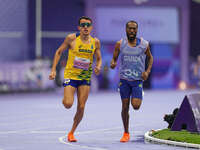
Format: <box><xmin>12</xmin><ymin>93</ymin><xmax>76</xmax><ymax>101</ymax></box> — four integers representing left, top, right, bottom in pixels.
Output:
<box><xmin>94</xmin><ymin>66</ymin><xmax>101</xmax><ymax>75</ymax></box>
<box><xmin>110</xmin><ymin>59</ymin><xmax>117</xmax><ymax>69</ymax></box>
<box><xmin>49</xmin><ymin>71</ymin><xmax>56</xmax><ymax>80</ymax></box>
<box><xmin>141</xmin><ymin>71</ymin><xmax>149</xmax><ymax>81</ymax></box>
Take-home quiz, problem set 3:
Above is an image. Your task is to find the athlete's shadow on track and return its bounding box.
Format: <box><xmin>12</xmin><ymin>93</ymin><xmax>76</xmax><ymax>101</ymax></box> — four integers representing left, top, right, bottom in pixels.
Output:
<box><xmin>131</xmin><ymin>135</ymin><xmax>145</xmax><ymax>143</ymax></box>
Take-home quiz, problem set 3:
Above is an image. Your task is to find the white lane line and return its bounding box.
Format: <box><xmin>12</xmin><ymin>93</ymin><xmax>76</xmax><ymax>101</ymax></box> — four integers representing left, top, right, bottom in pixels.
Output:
<box><xmin>0</xmin><ymin>131</ymin><xmax>19</xmax><ymax>134</ymax></box>
<box><xmin>30</xmin><ymin>127</ymin><xmax>121</xmax><ymax>134</ymax></box>
<box><xmin>0</xmin><ymin>129</ymin><xmax>65</xmax><ymax>134</ymax></box>
<box><xmin>59</xmin><ymin>136</ymin><xmax>107</xmax><ymax>150</ymax></box>
<box><xmin>58</xmin><ymin>127</ymin><xmax>122</xmax><ymax>150</ymax></box>
<box><xmin>75</xmin><ymin>127</ymin><xmax>121</xmax><ymax>135</ymax></box>
<box><xmin>0</xmin><ymin>122</ymin><xmax>72</xmax><ymax>135</ymax></box>
<box><xmin>0</xmin><ymin>117</ymin><xmax>66</xmax><ymax>126</ymax></box>
<box><xmin>0</xmin><ymin>109</ymin><xmax>68</xmax><ymax>122</ymax></box>
<box><xmin>31</xmin><ymin>127</ymin><xmax>122</xmax><ymax>134</ymax></box>
<box><xmin>0</xmin><ymin>123</ymin><xmax>142</xmax><ymax>135</ymax></box>
<box><xmin>30</xmin><ymin>131</ymin><xmax>65</xmax><ymax>134</ymax></box>
<box><xmin>0</xmin><ymin>126</ymin><xmax>122</xmax><ymax>134</ymax></box>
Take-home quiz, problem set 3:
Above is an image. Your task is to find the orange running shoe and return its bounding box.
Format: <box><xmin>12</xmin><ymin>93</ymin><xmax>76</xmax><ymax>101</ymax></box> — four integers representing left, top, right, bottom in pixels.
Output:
<box><xmin>120</xmin><ymin>132</ymin><xmax>130</xmax><ymax>142</ymax></box>
<box><xmin>67</xmin><ymin>132</ymin><xmax>77</xmax><ymax>142</ymax></box>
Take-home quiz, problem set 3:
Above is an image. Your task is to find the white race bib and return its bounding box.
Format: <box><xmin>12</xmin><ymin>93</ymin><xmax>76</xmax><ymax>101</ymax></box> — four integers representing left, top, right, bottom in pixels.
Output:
<box><xmin>73</xmin><ymin>57</ymin><xmax>90</xmax><ymax>70</ymax></box>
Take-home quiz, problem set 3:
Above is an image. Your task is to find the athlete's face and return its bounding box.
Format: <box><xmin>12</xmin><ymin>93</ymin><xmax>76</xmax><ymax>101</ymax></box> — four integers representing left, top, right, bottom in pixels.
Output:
<box><xmin>78</xmin><ymin>19</ymin><xmax>93</xmax><ymax>36</ymax></box>
<box><xmin>126</xmin><ymin>22</ymin><xmax>138</xmax><ymax>42</ymax></box>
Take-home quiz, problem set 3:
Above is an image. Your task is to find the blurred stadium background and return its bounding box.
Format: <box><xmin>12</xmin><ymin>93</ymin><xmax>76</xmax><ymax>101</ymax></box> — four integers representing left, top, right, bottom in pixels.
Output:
<box><xmin>0</xmin><ymin>0</ymin><xmax>200</xmax><ymax>93</ymax></box>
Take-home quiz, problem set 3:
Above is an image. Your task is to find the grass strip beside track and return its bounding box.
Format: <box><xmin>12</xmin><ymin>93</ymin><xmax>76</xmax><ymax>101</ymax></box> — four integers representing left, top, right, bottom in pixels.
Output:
<box><xmin>152</xmin><ymin>129</ymin><xmax>200</xmax><ymax>144</ymax></box>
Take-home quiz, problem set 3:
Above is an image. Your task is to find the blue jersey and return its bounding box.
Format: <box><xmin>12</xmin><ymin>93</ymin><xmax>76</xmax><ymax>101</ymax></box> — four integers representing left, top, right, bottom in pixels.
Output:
<box><xmin>119</xmin><ymin>37</ymin><xmax>149</xmax><ymax>81</ymax></box>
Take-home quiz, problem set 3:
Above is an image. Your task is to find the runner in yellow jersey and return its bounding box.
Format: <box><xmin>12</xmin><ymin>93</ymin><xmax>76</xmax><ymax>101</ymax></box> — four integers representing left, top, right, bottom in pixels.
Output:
<box><xmin>49</xmin><ymin>16</ymin><xmax>102</xmax><ymax>142</ymax></box>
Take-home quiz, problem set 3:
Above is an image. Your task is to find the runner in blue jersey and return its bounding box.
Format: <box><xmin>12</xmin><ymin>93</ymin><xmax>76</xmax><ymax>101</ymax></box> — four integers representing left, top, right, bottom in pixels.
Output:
<box><xmin>110</xmin><ymin>20</ymin><xmax>153</xmax><ymax>142</ymax></box>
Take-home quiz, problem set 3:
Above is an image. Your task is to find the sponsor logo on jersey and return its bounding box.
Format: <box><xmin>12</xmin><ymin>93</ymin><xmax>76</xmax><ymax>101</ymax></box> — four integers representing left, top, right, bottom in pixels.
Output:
<box><xmin>79</xmin><ymin>49</ymin><xmax>93</xmax><ymax>53</ymax></box>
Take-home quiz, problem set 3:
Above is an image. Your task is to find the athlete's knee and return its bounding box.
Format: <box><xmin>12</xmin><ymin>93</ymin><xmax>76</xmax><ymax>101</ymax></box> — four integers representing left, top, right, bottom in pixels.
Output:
<box><xmin>132</xmin><ymin>104</ymin><xmax>141</xmax><ymax>110</ymax></box>
<box><xmin>62</xmin><ymin>99</ymin><xmax>73</xmax><ymax>109</ymax></box>
<box><xmin>131</xmin><ymin>98</ymin><xmax>142</xmax><ymax>110</ymax></box>
<box><xmin>78</xmin><ymin>104</ymin><xmax>85</xmax><ymax>112</ymax></box>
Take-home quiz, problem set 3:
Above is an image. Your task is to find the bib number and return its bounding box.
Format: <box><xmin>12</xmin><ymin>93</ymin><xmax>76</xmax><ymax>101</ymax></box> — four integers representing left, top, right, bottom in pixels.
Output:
<box><xmin>124</xmin><ymin>69</ymin><xmax>139</xmax><ymax>77</ymax></box>
<box><xmin>73</xmin><ymin>57</ymin><xmax>90</xmax><ymax>70</ymax></box>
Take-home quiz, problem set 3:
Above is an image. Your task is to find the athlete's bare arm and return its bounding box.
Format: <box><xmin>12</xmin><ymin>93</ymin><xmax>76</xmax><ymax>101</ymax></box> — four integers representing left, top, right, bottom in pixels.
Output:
<box><xmin>110</xmin><ymin>40</ymin><xmax>121</xmax><ymax>69</ymax></box>
<box><xmin>49</xmin><ymin>33</ymin><xmax>76</xmax><ymax>80</ymax></box>
<box><xmin>94</xmin><ymin>38</ymin><xmax>102</xmax><ymax>75</ymax></box>
<box><xmin>142</xmin><ymin>45</ymin><xmax>153</xmax><ymax>80</ymax></box>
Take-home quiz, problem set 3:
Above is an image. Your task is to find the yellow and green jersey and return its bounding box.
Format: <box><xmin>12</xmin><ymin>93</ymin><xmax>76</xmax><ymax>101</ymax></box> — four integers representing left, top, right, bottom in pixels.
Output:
<box><xmin>64</xmin><ymin>33</ymin><xmax>96</xmax><ymax>80</ymax></box>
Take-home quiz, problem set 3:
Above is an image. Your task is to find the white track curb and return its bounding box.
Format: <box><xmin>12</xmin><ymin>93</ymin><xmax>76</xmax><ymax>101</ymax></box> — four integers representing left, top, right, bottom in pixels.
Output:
<box><xmin>144</xmin><ymin>129</ymin><xmax>200</xmax><ymax>149</ymax></box>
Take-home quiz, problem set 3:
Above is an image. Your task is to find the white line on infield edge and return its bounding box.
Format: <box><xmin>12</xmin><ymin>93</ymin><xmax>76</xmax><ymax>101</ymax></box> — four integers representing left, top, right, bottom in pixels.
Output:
<box><xmin>58</xmin><ymin>127</ymin><xmax>122</xmax><ymax>150</ymax></box>
<box><xmin>144</xmin><ymin>129</ymin><xmax>200</xmax><ymax>149</ymax></box>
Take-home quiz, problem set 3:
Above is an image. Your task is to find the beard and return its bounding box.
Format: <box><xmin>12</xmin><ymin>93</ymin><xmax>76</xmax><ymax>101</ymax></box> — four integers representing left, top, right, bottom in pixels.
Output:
<box><xmin>127</xmin><ymin>33</ymin><xmax>136</xmax><ymax>42</ymax></box>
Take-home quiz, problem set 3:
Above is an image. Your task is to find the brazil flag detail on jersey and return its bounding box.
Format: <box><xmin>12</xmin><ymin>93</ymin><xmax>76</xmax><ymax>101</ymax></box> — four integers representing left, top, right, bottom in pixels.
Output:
<box><xmin>78</xmin><ymin>66</ymin><xmax>93</xmax><ymax>80</ymax></box>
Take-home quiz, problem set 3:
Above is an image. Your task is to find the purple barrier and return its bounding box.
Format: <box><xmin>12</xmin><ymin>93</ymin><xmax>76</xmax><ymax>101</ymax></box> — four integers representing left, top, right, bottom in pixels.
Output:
<box><xmin>171</xmin><ymin>93</ymin><xmax>200</xmax><ymax>133</ymax></box>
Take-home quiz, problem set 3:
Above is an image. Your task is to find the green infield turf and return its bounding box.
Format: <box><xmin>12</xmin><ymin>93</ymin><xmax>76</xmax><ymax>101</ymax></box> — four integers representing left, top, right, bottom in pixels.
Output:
<box><xmin>152</xmin><ymin>129</ymin><xmax>200</xmax><ymax>144</ymax></box>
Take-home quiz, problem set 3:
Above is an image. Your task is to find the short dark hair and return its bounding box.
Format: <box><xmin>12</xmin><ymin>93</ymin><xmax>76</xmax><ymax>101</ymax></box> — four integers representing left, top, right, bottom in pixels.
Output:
<box><xmin>78</xmin><ymin>16</ymin><xmax>93</xmax><ymax>25</ymax></box>
<box><xmin>126</xmin><ymin>20</ymin><xmax>138</xmax><ymax>28</ymax></box>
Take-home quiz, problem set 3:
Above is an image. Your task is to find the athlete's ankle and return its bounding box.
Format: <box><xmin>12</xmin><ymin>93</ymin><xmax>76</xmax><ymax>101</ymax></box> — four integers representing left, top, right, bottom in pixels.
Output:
<box><xmin>124</xmin><ymin>131</ymin><xmax>129</xmax><ymax>134</ymax></box>
<box><xmin>68</xmin><ymin>131</ymin><xmax>74</xmax><ymax>134</ymax></box>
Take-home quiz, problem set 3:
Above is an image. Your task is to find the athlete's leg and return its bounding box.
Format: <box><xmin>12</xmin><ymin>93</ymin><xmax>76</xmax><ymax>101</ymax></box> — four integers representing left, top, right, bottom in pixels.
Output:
<box><xmin>63</xmin><ymin>86</ymin><xmax>76</xmax><ymax>109</ymax></box>
<box><xmin>131</xmin><ymin>98</ymin><xmax>142</xmax><ymax>110</ymax></box>
<box><xmin>131</xmin><ymin>81</ymin><xmax>143</xmax><ymax>110</ymax></box>
<box><xmin>121</xmin><ymin>98</ymin><xmax>130</xmax><ymax>133</ymax></box>
<box><xmin>120</xmin><ymin>99</ymin><xmax>130</xmax><ymax>142</ymax></box>
<box><xmin>70</xmin><ymin>85</ymin><xmax>90</xmax><ymax>133</ymax></box>
<box><xmin>119</xmin><ymin>79</ymin><xmax>131</xmax><ymax>142</ymax></box>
